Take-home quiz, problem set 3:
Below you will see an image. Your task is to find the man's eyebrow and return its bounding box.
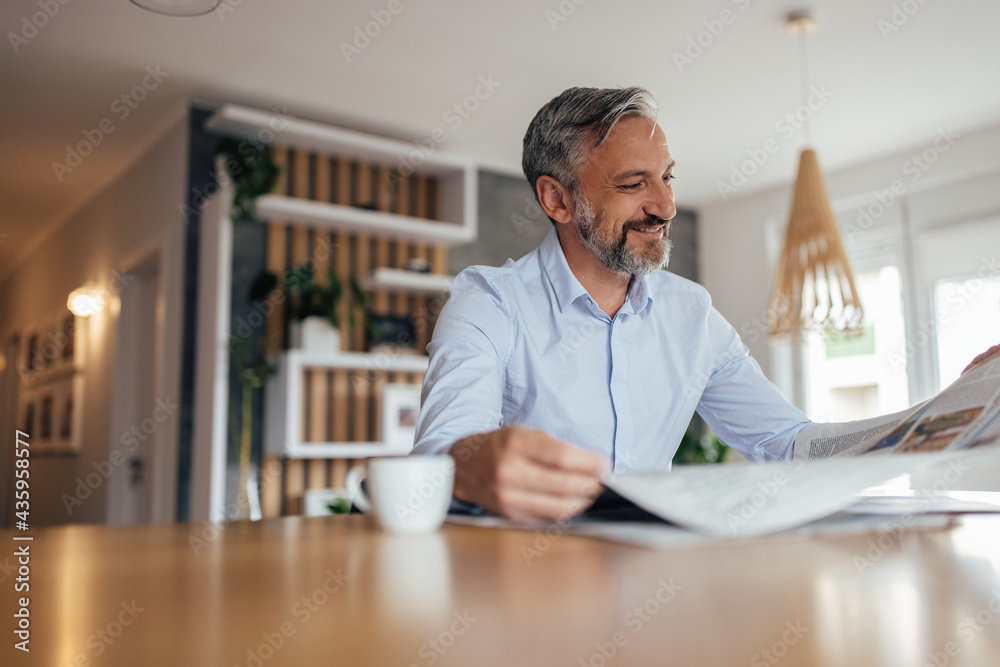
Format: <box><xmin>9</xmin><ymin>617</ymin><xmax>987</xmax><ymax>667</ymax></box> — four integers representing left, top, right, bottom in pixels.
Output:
<box><xmin>610</xmin><ymin>161</ymin><xmax>676</xmax><ymax>182</ymax></box>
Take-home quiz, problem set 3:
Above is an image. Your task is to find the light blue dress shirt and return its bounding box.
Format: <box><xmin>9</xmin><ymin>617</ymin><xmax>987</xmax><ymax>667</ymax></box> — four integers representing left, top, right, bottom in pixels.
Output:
<box><xmin>412</xmin><ymin>228</ymin><xmax>812</xmax><ymax>470</ymax></box>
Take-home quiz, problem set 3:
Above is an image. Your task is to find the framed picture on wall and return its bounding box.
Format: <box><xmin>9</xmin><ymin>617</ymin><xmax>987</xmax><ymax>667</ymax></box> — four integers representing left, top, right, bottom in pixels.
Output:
<box><xmin>39</xmin><ymin>393</ymin><xmax>53</xmax><ymax>440</ymax></box>
<box><xmin>21</xmin><ymin>397</ymin><xmax>36</xmax><ymax>437</ymax></box>
<box><xmin>17</xmin><ymin>309</ymin><xmax>81</xmax><ymax>385</ymax></box>
<box><xmin>19</xmin><ymin>387</ymin><xmax>54</xmax><ymax>454</ymax></box>
<box><xmin>21</xmin><ymin>329</ymin><xmax>42</xmax><ymax>377</ymax></box>
<box><xmin>381</xmin><ymin>383</ymin><xmax>422</xmax><ymax>450</ymax></box>
<box><xmin>53</xmin><ymin>375</ymin><xmax>83</xmax><ymax>453</ymax></box>
<box><xmin>61</xmin><ymin>312</ymin><xmax>76</xmax><ymax>365</ymax></box>
<box><xmin>37</xmin><ymin>392</ymin><xmax>54</xmax><ymax>452</ymax></box>
<box><xmin>18</xmin><ymin>376</ymin><xmax>83</xmax><ymax>455</ymax></box>
<box><xmin>44</xmin><ymin>311</ymin><xmax>77</xmax><ymax>371</ymax></box>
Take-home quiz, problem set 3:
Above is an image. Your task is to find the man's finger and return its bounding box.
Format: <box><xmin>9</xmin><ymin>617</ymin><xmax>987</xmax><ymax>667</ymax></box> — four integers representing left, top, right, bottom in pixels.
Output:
<box><xmin>963</xmin><ymin>344</ymin><xmax>1000</xmax><ymax>374</ymax></box>
<box><xmin>517</xmin><ymin>433</ymin><xmax>609</xmax><ymax>474</ymax></box>
<box><xmin>503</xmin><ymin>460</ymin><xmax>603</xmax><ymax>499</ymax></box>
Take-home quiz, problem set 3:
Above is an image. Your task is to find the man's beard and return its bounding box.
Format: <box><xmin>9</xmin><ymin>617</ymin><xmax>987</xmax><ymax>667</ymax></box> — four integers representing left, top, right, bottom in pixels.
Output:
<box><xmin>575</xmin><ymin>195</ymin><xmax>672</xmax><ymax>276</ymax></box>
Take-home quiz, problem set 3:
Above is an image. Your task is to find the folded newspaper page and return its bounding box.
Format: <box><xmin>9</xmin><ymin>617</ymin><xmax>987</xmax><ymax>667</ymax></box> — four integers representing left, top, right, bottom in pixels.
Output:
<box><xmin>602</xmin><ymin>454</ymin><xmax>950</xmax><ymax>538</ymax></box>
<box><xmin>794</xmin><ymin>354</ymin><xmax>1000</xmax><ymax>459</ymax></box>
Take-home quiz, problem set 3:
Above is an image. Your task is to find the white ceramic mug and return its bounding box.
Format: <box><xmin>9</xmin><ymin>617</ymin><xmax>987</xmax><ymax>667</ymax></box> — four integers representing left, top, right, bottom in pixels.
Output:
<box><xmin>345</xmin><ymin>456</ymin><xmax>455</xmax><ymax>534</ymax></box>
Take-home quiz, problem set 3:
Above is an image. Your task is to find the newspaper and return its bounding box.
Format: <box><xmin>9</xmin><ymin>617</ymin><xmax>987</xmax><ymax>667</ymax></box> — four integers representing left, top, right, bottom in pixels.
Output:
<box><xmin>596</xmin><ymin>355</ymin><xmax>1000</xmax><ymax>538</ymax></box>
<box><xmin>794</xmin><ymin>354</ymin><xmax>1000</xmax><ymax>460</ymax></box>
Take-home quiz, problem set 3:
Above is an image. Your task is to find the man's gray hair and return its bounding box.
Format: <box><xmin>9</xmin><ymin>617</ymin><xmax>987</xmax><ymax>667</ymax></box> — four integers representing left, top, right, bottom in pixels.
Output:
<box><xmin>521</xmin><ymin>86</ymin><xmax>659</xmax><ymax>210</ymax></box>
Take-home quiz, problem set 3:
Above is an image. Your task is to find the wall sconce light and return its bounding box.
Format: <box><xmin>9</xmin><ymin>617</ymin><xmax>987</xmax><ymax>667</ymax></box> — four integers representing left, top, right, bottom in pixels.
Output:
<box><xmin>67</xmin><ymin>285</ymin><xmax>105</xmax><ymax>318</ymax></box>
<box><xmin>129</xmin><ymin>0</ymin><xmax>220</xmax><ymax>17</ymax></box>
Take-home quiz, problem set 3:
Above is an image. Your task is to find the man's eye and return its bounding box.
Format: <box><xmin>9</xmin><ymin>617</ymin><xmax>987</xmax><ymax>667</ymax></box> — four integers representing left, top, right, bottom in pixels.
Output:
<box><xmin>619</xmin><ymin>183</ymin><xmax>641</xmax><ymax>191</ymax></box>
<box><xmin>664</xmin><ymin>174</ymin><xmax>676</xmax><ymax>183</ymax></box>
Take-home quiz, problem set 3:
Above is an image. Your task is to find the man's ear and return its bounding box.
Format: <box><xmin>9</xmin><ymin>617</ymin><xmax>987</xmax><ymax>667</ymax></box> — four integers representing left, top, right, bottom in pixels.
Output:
<box><xmin>535</xmin><ymin>176</ymin><xmax>574</xmax><ymax>224</ymax></box>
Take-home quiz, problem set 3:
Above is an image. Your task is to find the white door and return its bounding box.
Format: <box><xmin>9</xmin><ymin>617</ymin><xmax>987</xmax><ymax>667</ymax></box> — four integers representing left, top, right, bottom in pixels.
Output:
<box><xmin>107</xmin><ymin>255</ymin><xmax>161</xmax><ymax>524</ymax></box>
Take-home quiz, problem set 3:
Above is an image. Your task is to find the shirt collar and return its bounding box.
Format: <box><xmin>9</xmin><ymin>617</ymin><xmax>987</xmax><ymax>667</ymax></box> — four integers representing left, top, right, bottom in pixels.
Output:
<box><xmin>539</xmin><ymin>227</ymin><xmax>654</xmax><ymax>315</ymax></box>
<box><xmin>628</xmin><ymin>273</ymin><xmax>653</xmax><ymax>314</ymax></box>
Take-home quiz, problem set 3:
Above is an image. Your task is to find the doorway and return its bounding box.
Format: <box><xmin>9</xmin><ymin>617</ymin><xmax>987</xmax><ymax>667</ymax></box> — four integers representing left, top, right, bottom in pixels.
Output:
<box><xmin>106</xmin><ymin>251</ymin><xmax>162</xmax><ymax>524</ymax></box>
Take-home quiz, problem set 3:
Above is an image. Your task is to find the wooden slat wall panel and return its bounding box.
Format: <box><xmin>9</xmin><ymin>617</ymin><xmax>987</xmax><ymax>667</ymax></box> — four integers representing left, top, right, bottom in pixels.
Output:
<box><xmin>265</xmin><ymin>146</ymin><xmax>289</xmax><ymax>357</ymax></box>
<box><xmin>311</xmin><ymin>156</ymin><xmax>332</xmax><ymax>440</ymax></box>
<box><xmin>413</xmin><ymin>175</ymin><xmax>430</xmax><ymax>353</ymax></box>
<box><xmin>313</xmin><ymin>156</ymin><xmax>332</xmax><ymax>288</ymax></box>
<box><xmin>284</xmin><ymin>148</ymin><xmax>311</xmax><ymax>515</ymax></box>
<box><xmin>393</xmin><ymin>173</ymin><xmax>412</xmax><ymax>319</ymax></box>
<box><xmin>352</xmin><ymin>162</ymin><xmax>372</xmax><ymax>353</ymax></box>
<box><xmin>256</xmin><ymin>148</ymin><xmax>447</xmax><ymax>515</ymax></box>
<box><xmin>261</xmin><ymin>456</ymin><xmax>282</xmax><ymax>519</ymax></box>
<box><xmin>426</xmin><ymin>176</ymin><xmax>445</xmax><ymax>353</ymax></box>
<box><xmin>374</xmin><ymin>167</ymin><xmax>392</xmax><ymax>316</ymax></box>
<box><xmin>331</xmin><ymin>157</ymin><xmax>353</xmax><ymax>500</ymax></box>
<box><xmin>260</xmin><ymin>146</ymin><xmax>289</xmax><ymax>519</ymax></box>
<box><xmin>331</xmin><ymin>460</ymin><xmax>348</xmax><ymax>489</ymax></box>
<box><xmin>372</xmin><ymin>370</ymin><xmax>387</xmax><ymax>444</ymax></box>
<box><xmin>335</xmin><ymin>158</ymin><xmax>352</xmax><ymax>352</ymax></box>
<box><xmin>351</xmin><ymin>164</ymin><xmax>373</xmax><ymax>448</ymax></box>
<box><xmin>311</xmin><ymin>156</ymin><xmax>335</xmax><ymax>495</ymax></box>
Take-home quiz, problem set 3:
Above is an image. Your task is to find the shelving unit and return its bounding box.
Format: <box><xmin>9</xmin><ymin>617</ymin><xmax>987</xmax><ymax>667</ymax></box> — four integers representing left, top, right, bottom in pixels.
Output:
<box><xmin>358</xmin><ymin>267</ymin><xmax>454</xmax><ymax>295</ymax></box>
<box><xmin>202</xmin><ymin>103</ymin><xmax>476</xmax><ymax>516</ymax></box>
<box><xmin>204</xmin><ymin>104</ymin><xmax>477</xmax><ymax>244</ymax></box>
<box><xmin>264</xmin><ymin>350</ymin><xmax>429</xmax><ymax>458</ymax></box>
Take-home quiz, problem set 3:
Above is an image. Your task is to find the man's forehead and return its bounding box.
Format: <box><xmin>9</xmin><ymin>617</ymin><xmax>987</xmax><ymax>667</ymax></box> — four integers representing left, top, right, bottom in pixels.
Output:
<box><xmin>583</xmin><ymin>116</ymin><xmax>672</xmax><ymax>170</ymax></box>
<box><xmin>605</xmin><ymin>115</ymin><xmax>668</xmax><ymax>147</ymax></box>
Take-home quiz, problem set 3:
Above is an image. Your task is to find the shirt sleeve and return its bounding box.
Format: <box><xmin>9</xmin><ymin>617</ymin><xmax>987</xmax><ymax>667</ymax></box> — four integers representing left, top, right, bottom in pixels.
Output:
<box><xmin>695</xmin><ymin>307</ymin><xmax>814</xmax><ymax>462</ymax></box>
<box><xmin>411</xmin><ymin>268</ymin><xmax>511</xmax><ymax>457</ymax></box>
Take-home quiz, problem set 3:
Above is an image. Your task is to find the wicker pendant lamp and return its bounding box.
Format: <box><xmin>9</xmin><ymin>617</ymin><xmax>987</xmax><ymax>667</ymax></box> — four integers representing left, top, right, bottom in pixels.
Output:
<box><xmin>768</xmin><ymin>12</ymin><xmax>863</xmax><ymax>341</ymax></box>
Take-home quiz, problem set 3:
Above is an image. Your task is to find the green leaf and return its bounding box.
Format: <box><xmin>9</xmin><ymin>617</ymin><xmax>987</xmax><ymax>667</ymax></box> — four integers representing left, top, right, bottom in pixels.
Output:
<box><xmin>327</xmin><ymin>498</ymin><xmax>352</xmax><ymax>514</ymax></box>
<box><xmin>217</xmin><ymin>139</ymin><xmax>280</xmax><ymax>224</ymax></box>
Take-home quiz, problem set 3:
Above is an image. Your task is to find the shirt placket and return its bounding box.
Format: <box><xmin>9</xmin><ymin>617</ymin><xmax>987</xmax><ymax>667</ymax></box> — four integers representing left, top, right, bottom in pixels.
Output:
<box><xmin>609</xmin><ymin>312</ymin><xmax>633</xmax><ymax>472</ymax></box>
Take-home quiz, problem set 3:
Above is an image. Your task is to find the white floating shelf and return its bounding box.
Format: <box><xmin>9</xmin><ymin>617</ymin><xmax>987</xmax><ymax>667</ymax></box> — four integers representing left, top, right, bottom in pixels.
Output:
<box><xmin>204</xmin><ymin>104</ymin><xmax>478</xmax><ymax>245</ymax></box>
<box><xmin>281</xmin><ymin>443</ymin><xmax>412</xmax><ymax>459</ymax></box>
<box><xmin>359</xmin><ymin>268</ymin><xmax>454</xmax><ymax>295</ymax></box>
<box><xmin>281</xmin><ymin>349</ymin><xmax>429</xmax><ymax>373</ymax></box>
<box><xmin>265</xmin><ymin>350</ymin><xmax>429</xmax><ymax>459</ymax></box>
<box><xmin>255</xmin><ymin>195</ymin><xmax>475</xmax><ymax>246</ymax></box>
<box><xmin>204</xmin><ymin>104</ymin><xmax>470</xmax><ymax>175</ymax></box>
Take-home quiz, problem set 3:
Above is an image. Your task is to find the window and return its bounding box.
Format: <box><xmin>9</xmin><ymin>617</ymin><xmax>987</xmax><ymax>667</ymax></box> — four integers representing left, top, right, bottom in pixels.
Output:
<box><xmin>771</xmin><ymin>191</ymin><xmax>1000</xmax><ymax>422</ymax></box>
<box><xmin>933</xmin><ymin>274</ymin><xmax>1000</xmax><ymax>390</ymax></box>
<box><xmin>803</xmin><ymin>266</ymin><xmax>910</xmax><ymax>422</ymax></box>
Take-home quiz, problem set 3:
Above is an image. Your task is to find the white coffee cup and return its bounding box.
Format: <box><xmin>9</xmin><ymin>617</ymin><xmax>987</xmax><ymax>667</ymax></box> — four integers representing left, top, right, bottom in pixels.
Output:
<box><xmin>345</xmin><ymin>456</ymin><xmax>455</xmax><ymax>534</ymax></box>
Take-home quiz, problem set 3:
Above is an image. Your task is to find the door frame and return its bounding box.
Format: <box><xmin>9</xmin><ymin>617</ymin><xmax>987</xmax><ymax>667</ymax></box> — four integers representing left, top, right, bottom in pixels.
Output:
<box><xmin>105</xmin><ymin>230</ymin><xmax>184</xmax><ymax>524</ymax></box>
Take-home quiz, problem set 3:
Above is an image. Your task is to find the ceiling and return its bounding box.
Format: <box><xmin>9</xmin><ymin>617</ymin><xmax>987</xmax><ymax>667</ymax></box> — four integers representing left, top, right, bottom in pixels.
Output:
<box><xmin>2</xmin><ymin>0</ymin><xmax>999</xmax><ymax>276</ymax></box>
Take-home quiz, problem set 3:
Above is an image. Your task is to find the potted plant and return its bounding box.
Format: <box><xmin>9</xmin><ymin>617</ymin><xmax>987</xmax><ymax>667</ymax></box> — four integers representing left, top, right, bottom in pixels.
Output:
<box><xmin>251</xmin><ymin>264</ymin><xmax>365</xmax><ymax>353</ymax></box>
<box><xmin>673</xmin><ymin>427</ymin><xmax>728</xmax><ymax>465</ymax></box>
<box><xmin>218</xmin><ymin>138</ymin><xmax>280</xmax><ymax>223</ymax></box>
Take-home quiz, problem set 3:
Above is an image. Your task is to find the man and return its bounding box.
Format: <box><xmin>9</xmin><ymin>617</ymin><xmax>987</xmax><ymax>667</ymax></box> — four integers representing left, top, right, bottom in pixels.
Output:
<box><xmin>410</xmin><ymin>86</ymin><xmax>998</xmax><ymax>521</ymax></box>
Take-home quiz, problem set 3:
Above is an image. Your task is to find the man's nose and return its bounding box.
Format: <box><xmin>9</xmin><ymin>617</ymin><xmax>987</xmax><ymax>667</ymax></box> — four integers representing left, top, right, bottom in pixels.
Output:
<box><xmin>645</xmin><ymin>180</ymin><xmax>676</xmax><ymax>221</ymax></box>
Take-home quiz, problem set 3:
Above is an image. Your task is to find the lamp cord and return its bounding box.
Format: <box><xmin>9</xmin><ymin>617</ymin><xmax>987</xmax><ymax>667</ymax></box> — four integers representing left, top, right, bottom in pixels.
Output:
<box><xmin>799</xmin><ymin>28</ymin><xmax>811</xmax><ymax>147</ymax></box>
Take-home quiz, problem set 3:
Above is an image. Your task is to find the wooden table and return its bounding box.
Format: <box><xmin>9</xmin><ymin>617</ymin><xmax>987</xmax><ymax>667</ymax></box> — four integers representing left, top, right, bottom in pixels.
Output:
<box><xmin>3</xmin><ymin>514</ymin><xmax>1000</xmax><ymax>666</ymax></box>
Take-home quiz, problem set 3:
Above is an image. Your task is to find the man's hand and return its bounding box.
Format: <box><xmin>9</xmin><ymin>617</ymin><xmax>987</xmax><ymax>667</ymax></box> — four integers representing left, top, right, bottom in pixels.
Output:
<box><xmin>962</xmin><ymin>344</ymin><xmax>1000</xmax><ymax>375</ymax></box>
<box><xmin>450</xmin><ymin>425</ymin><xmax>609</xmax><ymax>521</ymax></box>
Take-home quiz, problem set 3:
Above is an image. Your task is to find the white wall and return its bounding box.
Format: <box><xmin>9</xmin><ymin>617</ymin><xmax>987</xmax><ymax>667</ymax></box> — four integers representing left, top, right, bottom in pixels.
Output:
<box><xmin>0</xmin><ymin>115</ymin><xmax>188</xmax><ymax>526</ymax></box>
<box><xmin>698</xmin><ymin>121</ymin><xmax>1000</xmax><ymax>397</ymax></box>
